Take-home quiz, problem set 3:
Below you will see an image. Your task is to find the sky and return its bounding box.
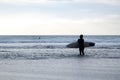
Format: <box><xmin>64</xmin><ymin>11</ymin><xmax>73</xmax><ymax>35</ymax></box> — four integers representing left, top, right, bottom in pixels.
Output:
<box><xmin>0</xmin><ymin>0</ymin><xmax>120</xmax><ymax>35</ymax></box>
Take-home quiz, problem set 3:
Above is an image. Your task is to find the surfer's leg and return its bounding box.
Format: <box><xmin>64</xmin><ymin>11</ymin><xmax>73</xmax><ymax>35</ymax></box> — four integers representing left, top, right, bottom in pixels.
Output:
<box><xmin>79</xmin><ymin>48</ymin><xmax>81</xmax><ymax>55</ymax></box>
<box><xmin>82</xmin><ymin>51</ymin><xmax>84</xmax><ymax>55</ymax></box>
<box><xmin>82</xmin><ymin>48</ymin><xmax>84</xmax><ymax>55</ymax></box>
<box><xmin>80</xmin><ymin>50</ymin><xmax>81</xmax><ymax>55</ymax></box>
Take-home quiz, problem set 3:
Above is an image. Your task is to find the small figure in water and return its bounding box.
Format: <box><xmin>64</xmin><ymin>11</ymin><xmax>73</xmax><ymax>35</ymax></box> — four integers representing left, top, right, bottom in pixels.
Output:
<box><xmin>78</xmin><ymin>34</ymin><xmax>84</xmax><ymax>56</ymax></box>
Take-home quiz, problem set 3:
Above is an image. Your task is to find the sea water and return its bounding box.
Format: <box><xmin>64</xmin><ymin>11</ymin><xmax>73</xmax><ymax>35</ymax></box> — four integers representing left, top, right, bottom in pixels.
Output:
<box><xmin>0</xmin><ymin>35</ymin><xmax>120</xmax><ymax>59</ymax></box>
<box><xmin>0</xmin><ymin>35</ymin><xmax>120</xmax><ymax>80</ymax></box>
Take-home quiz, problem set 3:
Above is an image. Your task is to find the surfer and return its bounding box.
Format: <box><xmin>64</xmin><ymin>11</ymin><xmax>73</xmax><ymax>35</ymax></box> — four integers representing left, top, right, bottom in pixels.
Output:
<box><xmin>78</xmin><ymin>35</ymin><xmax>84</xmax><ymax>56</ymax></box>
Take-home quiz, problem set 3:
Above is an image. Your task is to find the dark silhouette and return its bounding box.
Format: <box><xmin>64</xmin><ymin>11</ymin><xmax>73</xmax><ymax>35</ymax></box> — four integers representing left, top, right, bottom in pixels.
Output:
<box><xmin>78</xmin><ymin>35</ymin><xmax>84</xmax><ymax>56</ymax></box>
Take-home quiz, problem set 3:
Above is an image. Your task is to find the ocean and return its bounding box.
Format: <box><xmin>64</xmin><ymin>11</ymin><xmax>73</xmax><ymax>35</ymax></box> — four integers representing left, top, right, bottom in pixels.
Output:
<box><xmin>0</xmin><ymin>35</ymin><xmax>120</xmax><ymax>59</ymax></box>
<box><xmin>0</xmin><ymin>35</ymin><xmax>120</xmax><ymax>80</ymax></box>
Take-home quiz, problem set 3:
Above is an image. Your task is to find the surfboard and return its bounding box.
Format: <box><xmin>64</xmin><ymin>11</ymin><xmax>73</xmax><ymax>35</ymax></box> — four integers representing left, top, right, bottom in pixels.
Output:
<box><xmin>66</xmin><ymin>41</ymin><xmax>95</xmax><ymax>48</ymax></box>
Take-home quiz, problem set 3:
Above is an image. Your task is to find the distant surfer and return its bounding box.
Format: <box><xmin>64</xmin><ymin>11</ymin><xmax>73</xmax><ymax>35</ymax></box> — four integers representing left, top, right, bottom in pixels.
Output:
<box><xmin>78</xmin><ymin>35</ymin><xmax>84</xmax><ymax>56</ymax></box>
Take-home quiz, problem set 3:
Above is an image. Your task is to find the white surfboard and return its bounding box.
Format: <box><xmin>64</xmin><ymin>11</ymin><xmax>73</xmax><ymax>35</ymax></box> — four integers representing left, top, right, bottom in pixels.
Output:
<box><xmin>66</xmin><ymin>41</ymin><xmax>95</xmax><ymax>48</ymax></box>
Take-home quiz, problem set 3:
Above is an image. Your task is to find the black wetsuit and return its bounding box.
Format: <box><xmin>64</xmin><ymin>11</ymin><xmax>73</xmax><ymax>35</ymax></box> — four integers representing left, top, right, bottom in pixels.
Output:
<box><xmin>78</xmin><ymin>39</ymin><xmax>84</xmax><ymax>55</ymax></box>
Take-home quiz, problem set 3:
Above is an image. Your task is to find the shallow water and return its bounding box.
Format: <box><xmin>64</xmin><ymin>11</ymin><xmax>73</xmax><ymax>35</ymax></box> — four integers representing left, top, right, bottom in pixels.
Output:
<box><xmin>0</xmin><ymin>35</ymin><xmax>120</xmax><ymax>80</ymax></box>
<box><xmin>0</xmin><ymin>58</ymin><xmax>120</xmax><ymax>80</ymax></box>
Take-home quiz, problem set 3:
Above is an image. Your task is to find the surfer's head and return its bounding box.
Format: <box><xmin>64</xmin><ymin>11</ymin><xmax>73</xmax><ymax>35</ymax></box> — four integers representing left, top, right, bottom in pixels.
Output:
<box><xmin>80</xmin><ymin>34</ymin><xmax>83</xmax><ymax>39</ymax></box>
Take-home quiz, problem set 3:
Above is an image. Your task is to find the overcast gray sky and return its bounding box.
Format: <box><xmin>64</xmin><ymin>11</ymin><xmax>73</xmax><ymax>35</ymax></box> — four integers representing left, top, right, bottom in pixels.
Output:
<box><xmin>0</xmin><ymin>0</ymin><xmax>120</xmax><ymax>35</ymax></box>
